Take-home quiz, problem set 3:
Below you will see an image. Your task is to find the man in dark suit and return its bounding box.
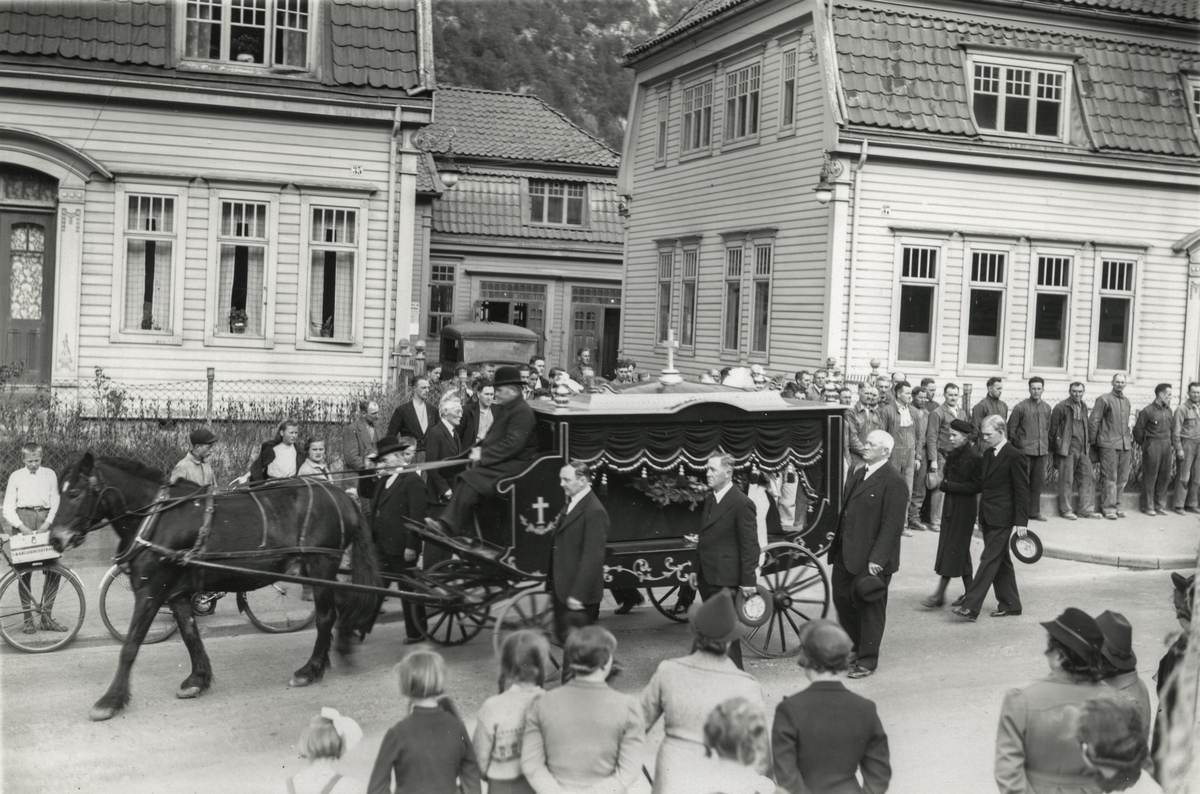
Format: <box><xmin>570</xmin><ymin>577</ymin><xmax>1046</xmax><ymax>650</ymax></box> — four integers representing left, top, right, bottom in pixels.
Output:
<box><xmin>369</xmin><ymin>435</ymin><xmax>427</xmax><ymax>643</ymax></box>
<box><xmin>459</xmin><ymin>380</ymin><xmax>497</xmax><ymax>447</ymax></box>
<box><xmin>426</xmin><ymin>367</ymin><xmax>539</xmax><ymax>546</ymax></box>
<box><xmin>828</xmin><ymin>429</ymin><xmax>907</xmax><ymax>678</ymax></box>
<box><xmin>548</xmin><ymin>461</ymin><xmax>609</xmax><ymax>644</ymax></box>
<box><xmin>696</xmin><ymin>454</ymin><xmax>760</xmax><ymax>670</ymax></box>
<box><xmin>386</xmin><ymin>376</ymin><xmax>435</xmax><ymax>457</ymax></box>
<box><xmin>423</xmin><ymin>396</ymin><xmax>466</xmax><ymax>570</ymax></box>
<box><xmin>952</xmin><ymin>415</ymin><xmax>1029</xmax><ymax>621</ymax></box>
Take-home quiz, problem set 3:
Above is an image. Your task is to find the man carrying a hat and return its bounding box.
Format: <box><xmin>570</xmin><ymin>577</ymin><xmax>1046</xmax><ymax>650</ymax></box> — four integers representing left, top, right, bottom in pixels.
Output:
<box><xmin>426</xmin><ymin>366</ymin><xmax>539</xmax><ymax>548</ymax></box>
<box><xmin>171</xmin><ymin>427</ymin><xmax>218</xmax><ymax>487</ymax></box>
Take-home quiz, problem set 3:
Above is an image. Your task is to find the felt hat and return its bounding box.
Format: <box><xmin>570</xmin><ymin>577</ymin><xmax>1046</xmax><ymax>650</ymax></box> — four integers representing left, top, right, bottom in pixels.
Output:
<box><xmin>949</xmin><ymin>419</ymin><xmax>974</xmax><ymax>435</ymax></box>
<box><xmin>493</xmin><ymin>366</ymin><xmax>525</xmax><ymax>388</ymax></box>
<box><xmin>1010</xmin><ymin>529</ymin><xmax>1043</xmax><ymax>564</ymax></box>
<box><xmin>796</xmin><ymin>619</ymin><xmax>853</xmax><ymax>670</ymax></box>
<box><xmin>688</xmin><ymin>589</ymin><xmax>747</xmax><ymax>643</ymax></box>
<box><xmin>853</xmin><ymin>573</ymin><xmax>887</xmax><ymax>603</ymax></box>
<box><xmin>734</xmin><ymin>584</ymin><xmax>774</xmax><ymax>627</ymax></box>
<box><xmin>1095</xmin><ymin>610</ymin><xmax>1137</xmax><ymax>671</ymax></box>
<box><xmin>189</xmin><ymin>427</ymin><xmax>218</xmax><ymax>445</ymax></box>
<box><xmin>372</xmin><ymin>435</ymin><xmax>411</xmax><ymax>459</ymax></box>
<box><xmin>1042</xmin><ymin>607</ymin><xmax>1104</xmax><ymax>661</ymax></box>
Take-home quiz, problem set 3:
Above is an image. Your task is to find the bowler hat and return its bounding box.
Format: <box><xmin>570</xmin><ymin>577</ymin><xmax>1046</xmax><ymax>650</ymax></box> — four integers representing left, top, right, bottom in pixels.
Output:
<box><xmin>688</xmin><ymin>589</ymin><xmax>747</xmax><ymax>643</ymax></box>
<box><xmin>1041</xmin><ymin>607</ymin><xmax>1104</xmax><ymax>661</ymax></box>
<box><xmin>949</xmin><ymin>419</ymin><xmax>974</xmax><ymax>435</ymax></box>
<box><xmin>493</xmin><ymin>366</ymin><xmax>525</xmax><ymax>388</ymax></box>
<box><xmin>373</xmin><ymin>435</ymin><xmax>411</xmax><ymax>459</ymax></box>
<box><xmin>797</xmin><ymin>619</ymin><xmax>853</xmax><ymax>671</ymax></box>
<box><xmin>1010</xmin><ymin>529</ymin><xmax>1043</xmax><ymax>564</ymax></box>
<box><xmin>853</xmin><ymin>573</ymin><xmax>887</xmax><ymax>603</ymax></box>
<box><xmin>1095</xmin><ymin>610</ymin><xmax>1137</xmax><ymax>671</ymax></box>
<box><xmin>189</xmin><ymin>427</ymin><xmax>218</xmax><ymax>445</ymax></box>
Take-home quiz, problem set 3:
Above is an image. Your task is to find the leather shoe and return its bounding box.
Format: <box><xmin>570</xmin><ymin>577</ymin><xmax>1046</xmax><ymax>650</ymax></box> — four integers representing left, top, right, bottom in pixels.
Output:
<box><xmin>920</xmin><ymin>595</ymin><xmax>945</xmax><ymax>609</ymax></box>
<box><xmin>1082</xmin><ymin>513</ymin><xmax>1102</xmax><ymax>520</ymax></box>
<box><xmin>1104</xmin><ymin>512</ymin><xmax>1118</xmax><ymax>520</ymax></box>
<box><xmin>1176</xmin><ymin>508</ymin><xmax>1188</xmax><ymax>516</ymax></box>
<box><xmin>951</xmin><ymin>606</ymin><xmax>978</xmax><ymax>621</ymax></box>
<box><xmin>1156</xmin><ymin>509</ymin><xmax>1170</xmax><ymax>516</ymax></box>
<box><xmin>22</xmin><ymin>622</ymin><xmax>36</xmax><ymax>635</ymax></box>
<box><xmin>402</xmin><ymin>637</ymin><xmax>423</xmax><ymax>645</ymax></box>
<box><xmin>1187</xmin><ymin>507</ymin><xmax>1200</xmax><ymax>514</ymax></box>
<box><xmin>847</xmin><ymin>665</ymin><xmax>874</xmax><ymax>679</ymax></box>
<box><xmin>950</xmin><ymin>595</ymin><xmax>965</xmax><ymax>607</ymax></box>
<box><xmin>990</xmin><ymin>609</ymin><xmax>1022</xmax><ymax>618</ymax></box>
<box><xmin>1116</xmin><ymin>511</ymin><xmax>1127</xmax><ymax>518</ymax></box>
<box><xmin>1031</xmin><ymin>515</ymin><xmax>1048</xmax><ymax>522</ymax></box>
<box><xmin>1062</xmin><ymin>512</ymin><xmax>1077</xmax><ymax>521</ymax></box>
<box><xmin>40</xmin><ymin>617</ymin><xmax>68</xmax><ymax>632</ymax></box>
<box><xmin>901</xmin><ymin>529</ymin><xmax>913</xmax><ymax>537</ymax></box>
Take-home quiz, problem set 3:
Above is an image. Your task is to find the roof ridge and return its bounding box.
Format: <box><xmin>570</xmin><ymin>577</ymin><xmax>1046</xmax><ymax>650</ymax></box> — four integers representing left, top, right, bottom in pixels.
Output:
<box><xmin>437</xmin><ymin>85</ymin><xmax>545</xmax><ymax>100</ymax></box>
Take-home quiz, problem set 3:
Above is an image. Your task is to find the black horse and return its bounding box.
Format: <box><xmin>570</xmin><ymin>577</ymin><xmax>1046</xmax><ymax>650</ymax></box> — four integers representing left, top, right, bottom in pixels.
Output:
<box><xmin>49</xmin><ymin>454</ymin><xmax>381</xmax><ymax>722</ymax></box>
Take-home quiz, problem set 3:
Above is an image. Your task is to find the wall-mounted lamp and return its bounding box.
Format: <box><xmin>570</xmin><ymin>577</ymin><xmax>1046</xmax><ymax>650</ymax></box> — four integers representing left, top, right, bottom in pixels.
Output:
<box><xmin>413</xmin><ymin>125</ymin><xmax>461</xmax><ymax>189</ymax></box>
<box><xmin>814</xmin><ymin>150</ymin><xmax>844</xmax><ymax>205</ymax></box>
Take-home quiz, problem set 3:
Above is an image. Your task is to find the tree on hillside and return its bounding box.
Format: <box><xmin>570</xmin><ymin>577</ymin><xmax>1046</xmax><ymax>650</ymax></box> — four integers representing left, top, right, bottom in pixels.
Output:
<box><xmin>432</xmin><ymin>0</ymin><xmax>696</xmax><ymax>151</ymax></box>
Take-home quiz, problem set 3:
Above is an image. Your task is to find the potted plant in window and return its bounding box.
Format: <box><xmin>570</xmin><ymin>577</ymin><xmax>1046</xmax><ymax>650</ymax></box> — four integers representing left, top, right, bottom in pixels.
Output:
<box><xmin>229</xmin><ymin>308</ymin><xmax>248</xmax><ymax>334</ymax></box>
<box><xmin>320</xmin><ymin>316</ymin><xmax>335</xmax><ymax>338</ymax></box>
<box><xmin>232</xmin><ymin>34</ymin><xmax>260</xmax><ymax>63</ymax></box>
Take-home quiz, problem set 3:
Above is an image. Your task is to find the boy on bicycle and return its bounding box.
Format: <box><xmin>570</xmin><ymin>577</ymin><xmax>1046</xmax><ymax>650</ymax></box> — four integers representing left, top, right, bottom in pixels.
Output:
<box><xmin>2</xmin><ymin>443</ymin><xmax>64</xmax><ymax>633</ymax></box>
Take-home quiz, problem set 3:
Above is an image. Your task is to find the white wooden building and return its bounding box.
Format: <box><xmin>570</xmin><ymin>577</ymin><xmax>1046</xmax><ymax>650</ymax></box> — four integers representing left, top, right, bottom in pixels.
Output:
<box><xmin>618</xmin><ymin>0</ymin><xmax>1200</xmax><ymax>404</ymax></box>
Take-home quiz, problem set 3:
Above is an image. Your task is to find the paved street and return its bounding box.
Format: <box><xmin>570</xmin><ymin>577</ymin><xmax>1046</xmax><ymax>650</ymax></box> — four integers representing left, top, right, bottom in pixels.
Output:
<box><xmin>2</xmin><ymin>529</ymin><xmax>1186</xmax><ymax>794</ymax></box>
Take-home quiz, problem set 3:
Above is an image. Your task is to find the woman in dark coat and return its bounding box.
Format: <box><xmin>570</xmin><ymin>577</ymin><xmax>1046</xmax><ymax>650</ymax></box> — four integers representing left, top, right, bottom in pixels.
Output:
<box><xmin>922</xmin><ymin>418</ymin><xmax>981</xmax><ymax>608</ymax></box>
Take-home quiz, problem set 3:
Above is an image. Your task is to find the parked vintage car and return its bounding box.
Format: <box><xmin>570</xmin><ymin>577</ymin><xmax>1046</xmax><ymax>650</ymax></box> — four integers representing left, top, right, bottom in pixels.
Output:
<box><xmin>438</xmin><ymin>322</ymin><xmax>539</xmax><ymax>371</ymax></box>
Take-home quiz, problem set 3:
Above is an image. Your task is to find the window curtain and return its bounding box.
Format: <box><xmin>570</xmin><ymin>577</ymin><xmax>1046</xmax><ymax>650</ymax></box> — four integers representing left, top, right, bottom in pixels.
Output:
<box><xmin>218</xmin><ymin>244</ymin><xmax>264</xmax><ymax>334</ymax></box>
<box><xmin>124</xmin><ymin>239</ymin><xmax>172</xmax><ymax>332</ymax></box>
<box><xmin>275</xmin><ymin>28</ymin><xmax>306</xmax><ymax>67</ymax></box>
<box><xmin>309</xmin><ymin>250</ymin><xmax>353</xmax><ymax>339</ymax></box>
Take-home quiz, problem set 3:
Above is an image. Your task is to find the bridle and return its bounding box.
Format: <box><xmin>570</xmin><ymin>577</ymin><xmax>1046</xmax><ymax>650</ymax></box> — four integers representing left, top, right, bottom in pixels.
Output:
<box><xmin>64</xmin><ymin>466</ymin><xmax>134</xmax><ymax>540</ymax></box>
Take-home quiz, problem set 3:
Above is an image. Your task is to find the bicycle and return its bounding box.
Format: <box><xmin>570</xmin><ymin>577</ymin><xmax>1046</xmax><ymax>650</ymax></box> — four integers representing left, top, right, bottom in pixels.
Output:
<box><xmin>0</xmin><ymin>532</ymin><xmax>86</xmax><ymax>653</ymax></box>
<box><xmin>98</xmin><ymin>563</ymin><xmax>317</xmax><ymax>643</ymax></box>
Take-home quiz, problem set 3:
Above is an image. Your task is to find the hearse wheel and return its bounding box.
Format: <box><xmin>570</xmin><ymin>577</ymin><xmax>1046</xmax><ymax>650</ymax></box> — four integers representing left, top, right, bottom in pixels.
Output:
<box><xmin>419</xmin><ymin>559</ymin><xmax>502</xmax><ymax>646</ymax></box>
<box><xmin>645</xmin><ymin>581</ymin><xmax>692</xmax><ymax>624</ymax></box>
<box><xmin>743</xmin><ymin>541</ymin><xmax>830</xmax><ymax>659</ymax></box>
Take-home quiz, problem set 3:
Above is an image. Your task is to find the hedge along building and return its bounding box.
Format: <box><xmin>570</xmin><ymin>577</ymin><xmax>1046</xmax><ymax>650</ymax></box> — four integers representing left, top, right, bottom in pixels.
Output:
<box><xmin>617</xmin><ymin>0</ymin><xmax>1200</xmax><ymax>405</ymax></box>
<box><xmin>0</xmin><ymin>0</ymin><xmax>434</xmax><ymax>391</ymax></box>
<box><xmin>411</xmin><ymin>87</ymin><xmax>624</xmax><ymax>378</ymax></box>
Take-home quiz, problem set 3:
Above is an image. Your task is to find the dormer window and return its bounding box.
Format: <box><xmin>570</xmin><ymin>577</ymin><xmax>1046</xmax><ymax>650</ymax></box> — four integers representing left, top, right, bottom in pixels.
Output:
<box><xmin>971</xmin><ymin>59</ymin><xmax>1068</xmax><ymax>140</ymax></box>
<box><xmin>185</xmin><ymin>0</ymin><xmax>310</xmax><ymax>69</ymax></box>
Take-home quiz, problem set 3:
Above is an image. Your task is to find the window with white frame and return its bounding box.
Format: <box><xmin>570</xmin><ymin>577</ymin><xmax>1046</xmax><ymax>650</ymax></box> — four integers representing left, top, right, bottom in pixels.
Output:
<box><xmin>1190</xmin><ymin>78</ymin><xmax>1200</xmax><ymax>133</ymax></box>
<box><xmin>681</xmin><ymin>80</ymin><xmax>713</xmax><ymax>153</ymax></box>
<box><xmin>966</xmin><ymin>250</ymin><xmax>1007</xmax><ymax>366</ymax></box>
<box><xmin>897</xmin><ymin>245</ymin><xmax>938</xmax><ymax>363</ymax></box>
<box><xmin>680</xmin><ymin>246</ymin><xmax>698</xmax><ymax>347</ymax></box>
<box><xmin>750</xmin><ymin>242</ymin><xmax>772</xmax><ymax>353</ymax></box>
<box><xmin>216</xmin><ymin>200</ymin><xmax>269</xmax><ymax>337</ymax></box>
<box><xmin>184</xmin><ymin>0</ymin><xmax>310</xmax><ymax>69</ymax></box>
<box><xmin>306</xmin><ymin>207</ymin><xmax>358</xmax><ymax>341</ymax></box>
<box><xmin>1033</xmin><ymin>255</ymin><xmax>1072</xmax><ymax>368</ymax></box>
<box><xmin>657</xmin><ymin>248</ymin><xmax>674</xmax><ymax>343</ymax></box>
<box><xmin>1097</xmin><ymin>258</ymin><xmax>1136</xmax><ymax>370</ymax></box>
<box><xmin>723</xmin><ymin>246</ymin><xmax>743</xmax><ymax>351</ymax></box>
<box><xmin>656</xmin><ymin>93</ymin><xmax>669</xmax><ymax>164</ymax></box>
<box><xmin>781</xmin><ymin>50</ymin><xmax>798</xmax><ymax>129</ymax></box>
<box><xmin>724</xmin><ymin>64</ymin><xmax>761</xmax><ymax>141</ymax></box>
<box><xmin>428</xmin><ymin>262</ymin><xmax>455</xmax><ymax>338</ymax></box>
<box><xmin>120</xmin><ymin>195</ymin><xmax>177</xmax><ymax>335</ymax></box>
<box><xmin>971</xmin><ymin>60</ymin><xmax>1067</xmax><ymax>139</ymax></box>
<box><xmin>529</xmin><ymin>180</ymin><xmax>585</xmax><ymax>226</ymax></box>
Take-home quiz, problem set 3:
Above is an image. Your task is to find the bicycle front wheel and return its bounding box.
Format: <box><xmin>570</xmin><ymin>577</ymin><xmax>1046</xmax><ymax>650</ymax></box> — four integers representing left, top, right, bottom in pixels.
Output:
<box><xmin>99</xmin><ymin>565</ymin><xmax>178</xmax><ymax>644</ymax></box>
<box><xmin>239</xmin><ymin>583</ymin><xmax>315</xmax><ymax>633</ymax></box>
<box><xmin>0</xmin><ymin>564</ymin><xmax>86</xmax><ymax>653</ymax></box>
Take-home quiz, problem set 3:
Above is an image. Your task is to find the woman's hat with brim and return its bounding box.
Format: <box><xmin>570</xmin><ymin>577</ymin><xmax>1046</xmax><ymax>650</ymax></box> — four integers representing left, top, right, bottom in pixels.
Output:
<box><xmin>493</xmin><ymin>366</ymin><xmax>525</xmax><ymax>388</ymax></box>
<box><xmin>1041</xmin><ymin>607</ymin><xmax>1104</xmax><ymax>660</ymax></box>
<box><xmin>1095</xmin><ymin>610</ymin><xmax>1137</xmax><ymax>671</ymax></box>
<box><xmin>853</xmin><ymin>573</ymin><xmax>887</xmax><ymax>603</ymax></box>
<box><xmin>1010</xmin><ymin>530</ymin><xmax>1043</xmax><ymax>564</ymax></box>
<box><xmin>372</xmin><ymin>435</ymin><xmax>411</xmax><ymax>459</ymax></box>
<box><xmin>688</xmin><ymin>589</ymin><xmax>747</xmax><ymax>643</ymax></box>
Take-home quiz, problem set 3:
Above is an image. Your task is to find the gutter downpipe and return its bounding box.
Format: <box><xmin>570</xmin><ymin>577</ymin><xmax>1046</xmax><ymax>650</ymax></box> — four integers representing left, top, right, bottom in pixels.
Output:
<box><xmin>843</xmin><ymin>139</ymin><xmax>869</xmax><ymax>372</ymax></box>
<box><xmin>381</xmin><ymin>105</ymin><xmax>401</xmax><ymax>386</ymax></box>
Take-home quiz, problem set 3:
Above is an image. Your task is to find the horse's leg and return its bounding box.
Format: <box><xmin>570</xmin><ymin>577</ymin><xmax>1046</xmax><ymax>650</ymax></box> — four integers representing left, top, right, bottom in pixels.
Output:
<box><xmin>90</xmin><ymin>570</ymin><xmax>178</xmax><ymax>722</ymax></box>
<box><xmin>289</xmin><ymin>576</ymin><xmax>337</xmax><ymax>688</ymax></box>
<box><xmin>167</xmin><ymin>591</ymin><xmax>213</xmax><ymax>699</ymax></box>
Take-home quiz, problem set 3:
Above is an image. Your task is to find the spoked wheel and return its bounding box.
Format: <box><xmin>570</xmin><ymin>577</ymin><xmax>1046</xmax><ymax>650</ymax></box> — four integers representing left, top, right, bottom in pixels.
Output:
<box><xmin>492</xmin><ymin>586</ymin><xmax>556</xmax><ymax>655</ymax></box>
<box><xmin>419</xmin><ymin>559</ymin><xmax>503</xmax><ymax>646</ymax></box>
<box><xmin>0</xmin><ymin>564</ymin><xmax>86</xmax><ymax>653</ymax></box>
<box><xmin>239</xmin><ymin>583</ymin><xmax>316</xmax><ymax>633</ymax></box>
<box><xmin>645</xmin><ymin>581</ymin><xmax>694</xmax><ymax>624</ymax></box>
<box><xmin>99</xmin><ymin>564</ymin><xmax>178</xmax><ymax>644</ymax></box>
<box><xmin>743</xmin><ymin>542</ymin><xmax>831</xmax><ymax>659</ymax></box>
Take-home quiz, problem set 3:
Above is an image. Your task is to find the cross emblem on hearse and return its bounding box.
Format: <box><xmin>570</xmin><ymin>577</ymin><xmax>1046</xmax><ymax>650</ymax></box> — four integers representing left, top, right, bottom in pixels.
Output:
<box><xmin>520</xmin><ymin>496</ymin><xmax>554</xmax><ymax>536</ymax></box>
<box><xmin>532</xmin><ymin>497</ymin><xmax>550</xmax><ymax>525</ymax></box>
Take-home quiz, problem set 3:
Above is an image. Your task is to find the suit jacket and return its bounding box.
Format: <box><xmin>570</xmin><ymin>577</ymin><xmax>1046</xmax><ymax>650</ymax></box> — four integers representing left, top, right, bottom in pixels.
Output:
<box><xmin>978</xmin><ymin>442</ymin><xmax>1030</xmax><ymax>529</ymax></box>
<box><xmin>460</xmin><ymin>402</ymin><xmax>497</xmax><ymax>447</ymax></box>
<box><xmin>828</xmin><ymin>464</ymin><xmax>907</xmax><ymax>576</ymax></box>
<box><xmin>549</xmin><ymin>490</ymin><xmax>609</xmax><ymax>605</ymax></box>
<box><xmin>772</xmin><ymin>681</ymin><xmax>891</xmax><ymax>794</ymax></box>
<box><xmin>458</xmin><ymin>395</ymin><xmax>540</xmax><ymax>496</ymax></box>
<box><xmin>386</xmin><ymin>399</ymin><xmax>435</xmax><ymax>449</ymax></box>
<box><xmin>424</xmin><ymin>420</ymin><xmax>464</xmax><ymax>505</ymax></box>
<box><xmin>370</xmin><ymin>470</ymin><xmax>426</xmax><ymax>558</ymax></box>
<box><xmin>697</xmin><ymin>486</ymin><xmax>759</xmax><ymax>587</ymax></box>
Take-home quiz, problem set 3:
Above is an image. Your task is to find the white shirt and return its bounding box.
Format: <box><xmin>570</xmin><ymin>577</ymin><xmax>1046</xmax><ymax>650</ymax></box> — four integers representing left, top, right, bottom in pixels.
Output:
<box><xmin>267</xmin><ymin>443</ymin><xmax>298</xmax><ymax>479</ymax></box>
<box><xmin>713</xmin><ymin>481</ymin><xmax>734</xmax><ymax>503</ymax></box>
<box><xmin>566</xmin><ymin>485</ymin><xmax>592</xmax><ymax>515</ymax></box>
<box><xmin>414</xmin><ymin>399</ymin><xmax>429</xmax><ymax>433</ymax></box>
<box><xmin>898</xmin><ymin>406</ymin><xmax>913</xmax><ymax>427</ymax></box>
<box><xmin>442</xmin><ymin>418</ymin><xmax>457</xmax><ymax>436</ymax></box>
<box><xmin>862</xmin><ymin>459</ymin><xmax>889</xmax><ymax>480</ymax></box>
<box><xmin>991</xmin><ymin>438</ymin><xmax>1008</xmax><ymax>455</ymax></box>
<box><xmin>3</xmin><ymin>466</ymin><xmax>60</xmax><ymax>528</ymax></box>
<box><xmin>476</xmin><ymin>404</ymin><xmax>494</xmax><ymax>441</ymax></box>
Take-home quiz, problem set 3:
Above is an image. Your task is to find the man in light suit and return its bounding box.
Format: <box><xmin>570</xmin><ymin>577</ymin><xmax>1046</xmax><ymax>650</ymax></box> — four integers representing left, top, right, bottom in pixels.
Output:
<box><xmin>386</xmin><ymin>376</ymin><xmax>436</xmax><ymax>459</ymax></box>
<box><xmin>696</xmin><ymin>454</ymin><xmax>760</xmax><ymax>670</ymax></box>
<box><xmin>369</xmin><ymin>435</ymin><xmax>427</xmax><ymax>643</ymax></box>
<box><xmin>548</xmin><ymin>461</ymin><xmax>609</xmax><ymax>644</ymax></box>
<box><xmin>952</xmin><ymin>415</ymin><xmax>1028</xmax><ymax>621</ymax></box>
<box><xmin>828</xmin><ymin>429</ymin><xmax>907</xmax><ymax>678</ymax></box>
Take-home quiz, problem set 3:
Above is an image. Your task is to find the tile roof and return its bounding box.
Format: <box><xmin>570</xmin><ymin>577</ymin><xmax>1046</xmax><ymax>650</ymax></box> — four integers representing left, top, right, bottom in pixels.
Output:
<box><xmin>431</xmin><ymin>171</ymin><xmax>623</xmax><ymax>244</ymax></box>
<box><xmin>625</xmin><ymin>0</ymin><xmax>750</xmax><ymax>61</ymax></box>
<box><xmin>0</xmin><ymin>0</ymin><xmax>424</xmax><ymax>92</ymax></box>
<box><xmin>1049</xmin><ymin>0</ymin><xmax>1198</xmax><ymax>19</ymax></box>
<box><xmin>834</xmin><ymin>4</ymin><xmax>1200</xmax><ymax>157</ymax></box>
<box><xmin>423</xmin><ymin>88</ymin><xmax>619</xmax><ymax>168</ymax></box>
<box><xmin>414</xmin><ymin>150</ymin><xmax>443</xmax><ymax>196</ymax></box>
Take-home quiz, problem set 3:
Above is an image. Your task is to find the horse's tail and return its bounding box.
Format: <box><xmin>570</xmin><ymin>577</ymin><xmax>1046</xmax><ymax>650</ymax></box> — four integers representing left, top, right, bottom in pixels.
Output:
<box><xmin>336</xmin><ymin>498</ymin><xmax>383</xmax><ymax>636</ymax></box>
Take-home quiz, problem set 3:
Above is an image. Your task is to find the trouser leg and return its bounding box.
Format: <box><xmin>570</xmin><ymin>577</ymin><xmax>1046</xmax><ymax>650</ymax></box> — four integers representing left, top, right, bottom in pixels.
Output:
<box><xmin>830</xmin><ymin>560</ymin><xmax>860</xmax><ymax>654</ymax></box>
<box><xmin>1076</xmin><ymin>452</ymin><xmax>1097</xmax><ymax>515</ymax></box>
<box><xmin>853</xmin><ymin>574</ymin><xmax>890</xmax><ymax>671</ymax></box>
<box><xmin>961</xmin><ymin>526</ymin><xmax>1008</xmax><ymax>615</ymax></box>
<box><xmin>990</xmin><ymin>533</ymin><xmax>1022</xmax><ymax>613</ymax></box>
<box><xmin>439</xmin><ymin>483</ymin><xmax>484</xmax><ymax>535</ymax></box>
<box><xmin>1100</xmin><ymin>448</ymin><xmax>1119</xmax><ymax>514</ymax></box>
<box><xmin>889</xmin><ymin>447</ymin><xmax>917</xmax><ymax>527</ymax></box>
<box><xmin>1179</xmin><ymin>440</ymin><xmax>1200</xmax><ymax>509</ymax></box>
<box><xmin>1028</xmin><ymin>455</ymin><xmax>1047</xmax><ymax>519</ymax></box>
<box><xmin>778</xmin><ymin>472</ymin><xmax>797</xmax><ymax>526</ymax></box>
<box><xmin>380</xmin><ymin>552</ymin><xmax>424</xmax><ymax>639</ymax></box>
<box><xmin>1116</xmin><ymin>450</ymin><xmax>1131</xmax><ymax>512</ymax></box>
<box><xmin>1145</xmin><ymin>440</ymin><xmax>1173</xmax><ymax>510</ymax></box>
<box><xmin>1057</xmin><ymin>454</ymin><xmax>1075</xmax><ymax>515</ymax></box>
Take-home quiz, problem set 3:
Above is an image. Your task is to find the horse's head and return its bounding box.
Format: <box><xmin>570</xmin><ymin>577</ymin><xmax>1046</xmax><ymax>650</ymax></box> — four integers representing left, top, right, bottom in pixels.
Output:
<box><xmin>49</xmin><ymin>453</ymin><xmax>107</xmax><ymax>552</ymax></box>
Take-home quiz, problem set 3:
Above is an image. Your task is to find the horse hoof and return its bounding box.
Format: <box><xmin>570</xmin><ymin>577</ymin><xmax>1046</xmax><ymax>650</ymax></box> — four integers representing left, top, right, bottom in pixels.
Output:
<box><xmin>89</xmin><ymin>706</ymin><xmax>118</xmax><ymax>722</ymax></box>
<box><xmin>176</xmin><ymin>686</ymin><xmax>202</xmax><ymax>699</ymax></box>
<box><xmin>289</xmin><ymin>676</ymin><xmax>312</xmax><ymax>688</ymax></box>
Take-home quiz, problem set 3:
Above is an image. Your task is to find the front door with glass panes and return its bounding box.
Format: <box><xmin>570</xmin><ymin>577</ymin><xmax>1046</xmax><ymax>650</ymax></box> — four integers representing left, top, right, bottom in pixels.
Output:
<box><xmin>0</xmin><ymin>212</ymin><xmax>55</xmax><ymax>383</ymax></box>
